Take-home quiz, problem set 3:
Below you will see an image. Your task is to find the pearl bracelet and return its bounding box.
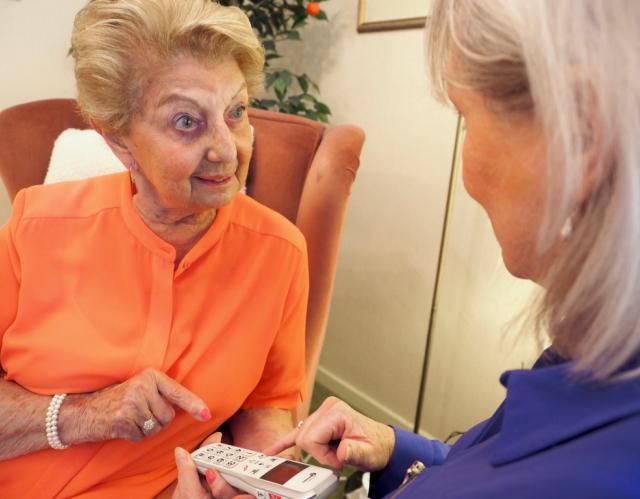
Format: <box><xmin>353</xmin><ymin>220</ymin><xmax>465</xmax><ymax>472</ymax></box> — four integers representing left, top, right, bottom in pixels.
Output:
<box><xmin>45</xmin><ymin>393</ymin><xmax>69</xmax><ymax>450</ymax></box>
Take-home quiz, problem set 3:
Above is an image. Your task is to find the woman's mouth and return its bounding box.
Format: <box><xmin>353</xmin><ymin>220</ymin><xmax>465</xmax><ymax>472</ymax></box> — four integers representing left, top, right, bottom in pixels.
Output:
<box><xmin>193</xmin><ymin>174</ymin><xmax>233</xmax><ymax>186</ymax></box>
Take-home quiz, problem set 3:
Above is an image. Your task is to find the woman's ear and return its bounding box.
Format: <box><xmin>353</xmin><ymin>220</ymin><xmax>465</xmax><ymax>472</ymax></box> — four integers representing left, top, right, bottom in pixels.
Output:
<box><xmin>96</xmin><ymin>127</ymin><xmax>137</xmax><ymax>171</ymax></box>
<box><xmin>575</xmin><ymin>84</ymin><xmax>610</xmax><ymax>207</ymax></box>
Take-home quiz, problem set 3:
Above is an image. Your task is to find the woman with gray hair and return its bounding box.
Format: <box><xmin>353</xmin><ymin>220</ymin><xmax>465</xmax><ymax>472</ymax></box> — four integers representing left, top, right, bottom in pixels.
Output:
<box><xmin>251</xmin><ymin>1</ymin><xmax>640</xmax><ymax>498</ymax></box>
<box><xmin>0</xmin><ymin>1</ymin><xmax>307</xmax><ymax>497</ymax></box>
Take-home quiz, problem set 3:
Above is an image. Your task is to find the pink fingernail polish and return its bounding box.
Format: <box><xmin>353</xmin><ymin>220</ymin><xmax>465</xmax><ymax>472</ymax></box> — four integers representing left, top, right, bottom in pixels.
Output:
<box><xmin>205</xmin><ymin>469</ymin><xmax>216</xmax><ymax>484</ymax></box>
<box><xmin>200</xmin><ymin>408</ymin><xmax>211</xmax><ymax>421</ymax></box>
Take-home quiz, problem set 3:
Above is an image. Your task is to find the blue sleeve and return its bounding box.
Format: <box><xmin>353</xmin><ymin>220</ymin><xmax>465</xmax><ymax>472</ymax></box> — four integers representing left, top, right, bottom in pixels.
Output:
<box><xmin>368</xmin><ymin>427</ymin><xmax>450</xmax><ymax>499</ymax></box>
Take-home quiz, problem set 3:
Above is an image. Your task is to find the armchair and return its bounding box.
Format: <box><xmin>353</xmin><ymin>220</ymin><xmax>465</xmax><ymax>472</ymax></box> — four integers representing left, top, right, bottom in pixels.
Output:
<box><xmin>0</xmin><ymin>98</ymin><xmax>365</xmax><ymax>418</ymax></box>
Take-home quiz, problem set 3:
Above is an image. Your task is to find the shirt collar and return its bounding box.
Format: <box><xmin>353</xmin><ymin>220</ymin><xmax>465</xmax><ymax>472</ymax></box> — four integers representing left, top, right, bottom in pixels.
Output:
<box><xmin>492</xmin><ymin>351</ymin><xmax>640</xmax><ymax>466</ymax></box>
<box><xmin>118</xmin><ymin>172</ymin><xmax>236</xmax><ymax>265</ymax></box>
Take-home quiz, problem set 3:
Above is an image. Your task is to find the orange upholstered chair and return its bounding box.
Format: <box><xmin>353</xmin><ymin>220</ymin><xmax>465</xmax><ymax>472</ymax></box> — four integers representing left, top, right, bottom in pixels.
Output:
<box><xmin>0</xmin><ymin>98</ymin><xmax>365</xmax><ymax>418</ymax></box>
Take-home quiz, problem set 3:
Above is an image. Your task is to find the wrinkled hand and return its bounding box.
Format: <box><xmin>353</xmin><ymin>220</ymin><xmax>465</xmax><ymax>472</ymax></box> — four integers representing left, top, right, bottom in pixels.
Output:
<box><xmin>264</xmin><ymin>397</ymin><xmax>395</xmax><ymax>472</ymax></box>
<box><xmin>173</xmin><ymin>447</ymin><xmax>211</xmax><ymax>499</ymax></box>
<box><xmin>59</xmin><ymin>368</ymin><xmax>211</xmax><ymax>444</ymax></box>
<box><xmin>173</xmin><ymin>433</ymin><xmax>253</xmax><ymax>499</ymax></box>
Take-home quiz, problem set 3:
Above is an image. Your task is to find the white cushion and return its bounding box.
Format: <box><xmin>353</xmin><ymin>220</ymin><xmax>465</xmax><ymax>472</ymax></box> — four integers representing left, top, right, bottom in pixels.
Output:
<box><xmin>45</xmin><ymin>128</ymin><xmax>126</xmax><ymax>184</ymax></box>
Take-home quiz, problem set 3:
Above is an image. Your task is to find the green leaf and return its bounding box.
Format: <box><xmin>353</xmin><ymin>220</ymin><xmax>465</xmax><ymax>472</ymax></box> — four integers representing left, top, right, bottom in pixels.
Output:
<box><xmin>250</xmin><ymin>100</ymin><xmax>271</xmax><ymax>111</ymax></box>
<box><xmin>264</xmin><ymin>72</ymin><xmax>278</xmax><ymax>89</ymax></box>
<box><xmin>274</xmin><ymin>78</ymin><xmax>287</xmax><ymax>100</ymax></box>
<box><xmin>301</xmin><ymin>73</ymin><xmax>320</xmax><ymax>92</ymax></box>
<box><xmin>251</xmin><ymin>98</ymin><xmax>279</xmax><ymax>111</ymax></box>
<box><xmin>316</xmin><ymin>10</ymin><xmax>328</xmax><ymax>21</ymax></box>
<box><xmin>280</xmin><ymin>70</ymin><xmax>293</xmax><ymax>87</ymax></box>
<box><xmin>277</xmin><ymin>102</ymin><xmax>289</xmax><ymax>113</ymax></box>
<box><xmin>297</xmin><ymin>76</ymin><xmax>309</xmax><ymax>94</ymax></box>
<box><xmin>287</xmin><ymin>30</ymin><xmax>301</xmax><ymax>40</ymax></box>
<box><xmin>314</xmin><ymin>102</ymin><xmax>331</xmax><ymax>115</ymax></box>
<box><xmin>292</xmin><ymin>17</ymin><xmax>307</xmax><ymax>29</ymax></box>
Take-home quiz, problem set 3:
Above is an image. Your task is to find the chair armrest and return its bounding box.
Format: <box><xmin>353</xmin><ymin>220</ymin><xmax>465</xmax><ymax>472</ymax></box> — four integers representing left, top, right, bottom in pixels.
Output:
<box><xmin>296</xmin><ymin>124</ymin><xmax>366</xmax><ymax>417</ymax></box>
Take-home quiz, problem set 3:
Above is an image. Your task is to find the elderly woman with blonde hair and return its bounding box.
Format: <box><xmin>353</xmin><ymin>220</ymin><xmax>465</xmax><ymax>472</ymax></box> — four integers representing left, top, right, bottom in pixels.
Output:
<box><xmin>0</xmin><ymin>1</ymin><xmax>307</xmax><ymax>497</ymax></box>
<box><xmin>258</xmin><ymin>1</ymin><xmax>640</xmax><ymax>498</ymax></box>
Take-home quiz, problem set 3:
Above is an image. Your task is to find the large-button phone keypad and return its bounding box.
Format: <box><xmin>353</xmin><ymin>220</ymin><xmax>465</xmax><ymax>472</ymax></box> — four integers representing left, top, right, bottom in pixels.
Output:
<box><xmin>192</xmin><ymin>443</ymin><xmax>284</xmax><ymax>477</ymax></box>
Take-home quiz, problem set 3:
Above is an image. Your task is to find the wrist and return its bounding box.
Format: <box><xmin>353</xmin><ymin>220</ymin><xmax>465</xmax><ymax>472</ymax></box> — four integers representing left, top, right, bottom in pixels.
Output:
<box><xmin>381</xmin><ymin>423</ymin><xmax>396</xmax><ymax>468</ymax></box>
<box><xmin>45</xmin><ymin>394</ymin><xmax>69</xmax><ymax>449</ymax></box>
<box><xmin>57</xmin><ymin>393</ymin><xmax>89</xmax><ymax>445</ymax></box>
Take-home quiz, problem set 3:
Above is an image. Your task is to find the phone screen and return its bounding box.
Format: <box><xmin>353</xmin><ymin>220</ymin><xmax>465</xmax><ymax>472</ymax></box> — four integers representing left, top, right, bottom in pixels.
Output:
<box><xmin>261</xmin><ymin>460</ymin><xmax>309</xmax><ymax>485</ymax></box>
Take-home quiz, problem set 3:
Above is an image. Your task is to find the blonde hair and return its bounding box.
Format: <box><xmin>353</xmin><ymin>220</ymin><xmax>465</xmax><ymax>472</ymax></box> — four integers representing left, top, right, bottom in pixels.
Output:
<box><xmin>428</xmin><ymin>0</ymin><xmax>640</xmax><ymax>380</ymax></box>
<box><xmin>72</xmin><ymin>0</ymin><xmax>264</xmax><ymax>132</ymax></box>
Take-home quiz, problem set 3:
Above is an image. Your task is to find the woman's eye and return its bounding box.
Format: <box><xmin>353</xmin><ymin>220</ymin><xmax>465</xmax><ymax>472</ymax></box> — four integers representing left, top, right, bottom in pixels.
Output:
<box><xmin>175</xmin><ymin>115</ymin><xmax>195</xmax><ymax>130</ymax></box>
<box><xmin>229</xmin><ymin>105</ymin><xmax>246</xmax><ymax>121</ymax></box>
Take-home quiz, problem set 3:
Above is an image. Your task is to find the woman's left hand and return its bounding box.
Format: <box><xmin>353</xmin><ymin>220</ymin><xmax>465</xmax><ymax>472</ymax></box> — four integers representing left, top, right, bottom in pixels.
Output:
<box><xmin>172</xmin><ymin>433</ymin><xmax>253</xmax><ymax>499</ymax></box>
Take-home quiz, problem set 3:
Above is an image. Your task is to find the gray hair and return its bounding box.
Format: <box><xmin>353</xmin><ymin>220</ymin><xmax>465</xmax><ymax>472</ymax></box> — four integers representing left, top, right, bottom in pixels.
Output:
<box><xmin>427</xmin><ymin>0</ymin><xmax>640</xmax><ymax>381</ymax></box>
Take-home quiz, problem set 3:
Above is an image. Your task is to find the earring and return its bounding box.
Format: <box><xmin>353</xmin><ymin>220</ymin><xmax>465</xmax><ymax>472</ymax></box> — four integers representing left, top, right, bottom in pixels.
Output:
<box><xmin>128</xmin><ymin>161</ymin><xmax>137</xmax><ymax>185</ymax></box>
<box><xmin>560</xmin><ymin>216</ymin><xmax>573</xmax><ymax>240</ymax></box>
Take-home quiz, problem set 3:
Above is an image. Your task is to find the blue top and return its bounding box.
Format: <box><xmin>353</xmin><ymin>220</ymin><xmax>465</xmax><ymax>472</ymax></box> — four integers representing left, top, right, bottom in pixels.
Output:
<box><xmin>370</xmin><ymin>350</ymin><xmax>640</xmax><ymax>498</ymax></box>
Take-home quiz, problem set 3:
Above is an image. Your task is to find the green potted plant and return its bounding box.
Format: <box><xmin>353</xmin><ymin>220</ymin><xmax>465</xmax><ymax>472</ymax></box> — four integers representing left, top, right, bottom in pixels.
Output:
<box><xmin>217</xmin><ymin>0</ymin><xmax>332</xmax><ymax>123</ymax></box>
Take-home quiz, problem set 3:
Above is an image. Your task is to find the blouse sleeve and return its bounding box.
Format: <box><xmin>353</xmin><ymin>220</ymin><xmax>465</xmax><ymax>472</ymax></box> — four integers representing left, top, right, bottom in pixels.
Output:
<box><xmin>0</xmin><ymin>190</ymin><xmax>24</xmax><ymax>345</ymax></box>
<box><xmin>241</xmin><ymin>241</ymin><xmax>309</xmax><ymax>410</ymax></box>
<box><xmin>369</xmin><ymin>427</ymin><xmax>451</xmax><ymax>498</ymax></box>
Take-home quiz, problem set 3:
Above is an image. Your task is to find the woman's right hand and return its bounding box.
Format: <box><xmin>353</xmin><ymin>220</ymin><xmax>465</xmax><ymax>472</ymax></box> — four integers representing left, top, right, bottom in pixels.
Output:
<box><xmin>264</xmin><ymin>397</ymin><xmax>396</xmax><ymax>472</ymax></box>
<box><xmin>58</xmin><ymin>368</ymin><xmax>211</xmax><ymax>444</ymax></box>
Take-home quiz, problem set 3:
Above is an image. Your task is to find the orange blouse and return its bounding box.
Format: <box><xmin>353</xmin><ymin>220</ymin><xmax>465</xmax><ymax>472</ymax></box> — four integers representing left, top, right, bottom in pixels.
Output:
<box><xmin>0</xmin><ymin>173</ymin><xmax>308</xmax><ymax>498</ymax></box>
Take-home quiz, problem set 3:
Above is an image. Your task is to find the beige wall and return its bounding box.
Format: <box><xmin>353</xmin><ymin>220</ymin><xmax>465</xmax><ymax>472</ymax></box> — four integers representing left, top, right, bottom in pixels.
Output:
<box><xmin>364</xmin><ymin>1</ymin><xmax>431</xmax><ymax>23</ymax></box>
<box><xmin>0</xmin><ymin>0</ymin><xmax>87</xmax><ymax>222</ymax></box>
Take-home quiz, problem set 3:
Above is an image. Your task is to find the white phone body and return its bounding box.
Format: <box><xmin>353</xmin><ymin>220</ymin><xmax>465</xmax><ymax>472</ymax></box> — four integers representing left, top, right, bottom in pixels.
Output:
<box><xmin>191</xmin><ymin>443</ymin><xmax>339</xmax><ymax>499</ymax></box>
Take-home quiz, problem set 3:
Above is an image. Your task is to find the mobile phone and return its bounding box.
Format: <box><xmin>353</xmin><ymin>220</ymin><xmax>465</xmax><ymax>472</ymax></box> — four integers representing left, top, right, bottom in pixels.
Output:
<box><xmin>191</xmin><ymin>442</ymin><xmax>339</xmax><ymax>499</ymax></box>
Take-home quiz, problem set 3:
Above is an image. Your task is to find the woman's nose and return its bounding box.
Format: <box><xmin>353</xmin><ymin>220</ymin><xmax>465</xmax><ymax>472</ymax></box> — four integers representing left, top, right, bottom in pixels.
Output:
<box><xmin>206</xmin><ymin>123</ymin><xmax>236</xmax><ymax>164</ymax></box>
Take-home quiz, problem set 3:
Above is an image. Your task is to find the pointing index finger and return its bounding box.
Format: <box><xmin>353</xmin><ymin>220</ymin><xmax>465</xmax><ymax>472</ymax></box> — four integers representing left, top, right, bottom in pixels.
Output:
<box><xmin>153</xmin><ymin>371</ymin><xmax>211</xmax><ymax>421</ymax></box>
<box><xmin>264</xmin><ymin>429</ymin><xmax>298</xmax><ymax>456</ymax></box>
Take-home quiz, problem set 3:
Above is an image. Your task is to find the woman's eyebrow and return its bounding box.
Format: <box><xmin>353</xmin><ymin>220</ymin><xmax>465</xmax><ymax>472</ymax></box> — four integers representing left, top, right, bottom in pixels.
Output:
<box><xmin>157</xmin><ymin>93</ymin><xmax>201</xmax><ymax>109</ymax></box>
<box><xmin>158</xmin><ymin>83</ymin><xmax>247</xmax><ymax>109</ymax></box>
<box><xmin>231</xmin><ymin>82</ymin><xmax>248</xmax><ymax>100</ymax></box>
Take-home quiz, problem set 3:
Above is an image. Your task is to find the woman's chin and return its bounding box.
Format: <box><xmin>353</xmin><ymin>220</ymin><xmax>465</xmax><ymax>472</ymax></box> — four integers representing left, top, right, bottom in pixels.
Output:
<box><xmin>191</xmin><ymin>177</ymin><xmax>241</xmax><ymax>209</ymax></box>
<box><xmin>501</xmin><ymin>251</ymin><xmax>531</xmax><ymax>280</ymax></box>
<box><xmin>205</xmin><ymin>189</ymin><xmax>241</xmax><ymax>211</ymax></box>
<box><xmin>502</xmin><ymin>252</ymin><xmax>548</xmax><ymax>284</ymax></box>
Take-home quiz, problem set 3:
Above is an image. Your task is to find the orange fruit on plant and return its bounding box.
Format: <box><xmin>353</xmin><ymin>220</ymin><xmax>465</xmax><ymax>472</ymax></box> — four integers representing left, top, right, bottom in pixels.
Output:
<box><xmin>306</xmin><ymin>2</ymin><xmax>321</xmax><ymax>17</ymax></box>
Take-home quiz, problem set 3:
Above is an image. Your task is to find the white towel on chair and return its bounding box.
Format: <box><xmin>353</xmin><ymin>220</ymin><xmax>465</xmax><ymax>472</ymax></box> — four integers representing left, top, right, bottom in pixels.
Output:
<box><xmin>45</xmin><ymin>128</ymin><xmax>126</xmax><ymax>184</ymax></box>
